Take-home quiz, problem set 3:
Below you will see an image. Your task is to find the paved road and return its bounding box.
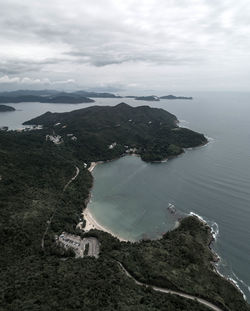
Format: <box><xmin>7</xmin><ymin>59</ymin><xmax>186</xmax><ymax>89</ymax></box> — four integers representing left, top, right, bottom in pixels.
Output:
<box><xmin>117</xmin><ymin>262</ymin><xmax>225</xmax><ymax>311</ymax></box>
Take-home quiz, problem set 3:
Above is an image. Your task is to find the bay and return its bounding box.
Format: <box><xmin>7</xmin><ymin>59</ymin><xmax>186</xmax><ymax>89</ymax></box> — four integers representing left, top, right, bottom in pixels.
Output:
<box><xmin>89</xmin><ymin>92</ymin><xmax>250</xmax><ymax>301</ymax></box>
<box><xmin>1</xmin><ymin>92</ymin><xmax>250</xmax><ymax>301</ymax></box>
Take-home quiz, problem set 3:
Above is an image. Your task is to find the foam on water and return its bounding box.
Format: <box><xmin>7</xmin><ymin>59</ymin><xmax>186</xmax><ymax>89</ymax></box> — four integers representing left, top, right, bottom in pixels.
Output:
<box><xmin>189</xmin><ymin>211</ymin><xmax>207</xmax><ymax>224</ymax></box>
<box><xmin>204</xmin><ymin>136</ymin><xmax>216</xmax><ymax>147</ymax></box>
<box><xmin>213</xmin><ymin>250</ymin><xmax>248</xmax><ymax>300</ymax></box>
<box><xmin>228</xmin><ymin>277</ymin><xmax>247</xmax><ymax>300</ymax></box>
<box><xmin>210</xmin><ymin>221</ymin><xmax>219</xmax><ymax>241</ymax></box>
<box><xmin>178</xmin><ymin>119</ymin><xmax>190</xmax><ymax>128</ymax></box>
<box><xmin>232</xmin><ymin>272</ymin><xmax>250</xmax><ymax>294</ymax></box>
<box><xmin>188</xmin><ymin>212</ymin><xmax>219</xmax><ymax>241</ymax></box>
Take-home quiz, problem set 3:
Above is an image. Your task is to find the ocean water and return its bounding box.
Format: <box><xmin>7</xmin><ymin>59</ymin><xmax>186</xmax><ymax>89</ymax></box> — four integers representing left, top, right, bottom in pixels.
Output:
<box><xmin>88</xmin><ymin>92</ymin><xmax>250</xmax><ymax>301</ymax></box>
<box><xmin>1</xmin><ymin>93</ymin><xmax>250</xmax><ymax>301</ymax></box>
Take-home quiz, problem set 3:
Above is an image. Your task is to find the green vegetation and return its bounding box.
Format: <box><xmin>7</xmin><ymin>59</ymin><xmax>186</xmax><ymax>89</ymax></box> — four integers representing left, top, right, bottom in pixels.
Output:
<box><xmin>0</xmin><ymin>104</ymin><xmax>15</xmax><ymax>112</ymax></box>
<box><xmin>0</xmin><ymin>130</ymin><xmax>212</xmax><ymax>311</ymax></box>
<box><xmin>134</xmin><ymin>96</ymin><xmax>160</xmax><ymax>101</ymax></box>
<box><xmin>160</xmin><ymin>95</ymin><xmax>193</xmax><ymax>100</ymax></box>
<box><xmin>0</xmin><ymin>93</ymin><xmax>94</xmax><ymax>104</ymax></box>
<box><xmin>0</xmin><ymin>89</ymin><xmax>121</xmax><ymax>102</ymax></box>
<box><xmin>0</xmin><ymin>103</ymin><xmax>249</xmax><ymax>310</ymax></box>
<box><xmin>24</xmin><ymin>103</ymin><xmax>207</xmax><ymax>162</ymax></box>
<box><xmin>106</xmin><ymin>217</ymin><xmax>249</xmax><ymax>311</ymax></box>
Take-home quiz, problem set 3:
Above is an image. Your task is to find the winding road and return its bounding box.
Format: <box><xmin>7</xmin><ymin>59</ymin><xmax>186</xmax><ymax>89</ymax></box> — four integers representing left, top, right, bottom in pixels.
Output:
<box><xmin>41</xmin><ymin>165</ymin><xmax>80</xmax><ymax>249</ymax></box>
<box><xmin>40</xmin><ymin>165</ymin><xmax>226</xmax><ymax>311</ymax></box>
<box><xmin>117</xmin><ymin>262</ymin><xmax>225</xmax><ymax>311</ymax></box>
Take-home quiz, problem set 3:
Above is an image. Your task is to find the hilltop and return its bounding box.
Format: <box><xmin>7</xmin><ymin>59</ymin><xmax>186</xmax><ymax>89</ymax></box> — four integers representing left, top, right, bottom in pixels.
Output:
<box><xmin>0</xmin><ymin>93</ymin><xmax>95</xmax><ymax>104</ymax></box>
<box><xmin>160</xmin><ymin>95</ymin><xmax>193</xmax><ymax>100</ymax></box>
<box><xmin>134</xmin><ymin>95</ymin><xmax>160</xmax><ymax>101</ymax></box>
<box><xmin>23</xmin><ymin>103</ymin><xmax>207</xmax><ymax>162</ymax></box>
<box><xmin>0</xmin><ymin>90</ymin><xmax>194</xmax><ymax>103</ymax></box>
<box><xmin>0</xmin><ymin>89</ymin><xmax>121</xmax><ymax>103</ymax></box>
<box><xmin>0</xmin><ymin>104</ymin><xmax>15</xmax><ymax>112</ymax></box>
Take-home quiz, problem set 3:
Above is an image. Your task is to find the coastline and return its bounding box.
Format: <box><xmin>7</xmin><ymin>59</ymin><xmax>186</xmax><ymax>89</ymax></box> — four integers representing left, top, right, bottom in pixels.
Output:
<box><xmin>189</xmin><ymin>212</ymin><xmax>247</xmax><ymax>300</ymax></box>
<box><xmin>82</xmin><ymin>207</ymin><xmax>128</xmax><ymax>242</ymax></box>
<box><xmin>80</xmin><ymin>161</ymin><xmax>128</xmax><ymax>242</ymax></box>
<box><xmin>82</xmin><ymin>163</ymin><xmax>247</xmax><ymax>299</ymax></box>
<box><xmin>88</xmin><ymin>161</ymin><xmax>99</xmax><ymax>172</ymax></box>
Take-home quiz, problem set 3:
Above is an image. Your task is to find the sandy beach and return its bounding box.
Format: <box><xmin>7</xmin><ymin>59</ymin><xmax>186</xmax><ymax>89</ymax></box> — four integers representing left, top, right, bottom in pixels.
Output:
<box><xmin>88</xmin><ymin>161</ymin><xmax>99</xmax><ymax>172</ymax></box>
<box><xmin>82</xmin><ymin>207</ymin><xmax>127</xmax><ymax>242</ymax></box>
<box><xmin>81</xmin><ymin>161</ymin><xmax>128</xmax><ymax>242</ymax></box>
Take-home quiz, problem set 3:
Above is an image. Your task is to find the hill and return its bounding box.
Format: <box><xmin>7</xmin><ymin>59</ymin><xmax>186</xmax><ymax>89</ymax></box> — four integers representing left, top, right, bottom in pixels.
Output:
<box><xmin>160</xmin><ymin>95</ymin><xmax>193</xmax><ymax>100</ymax></box>
<box><xmin>0</xmin><ymin>104</ymin><xmax>15</xmax><ymax>112</ymax></box>
<box><xmin>135</xmin><ymin>95</ymin><xmax>160</xmax><ymax>101</ymax></box>
<box><xmin>0</xmin><ymin>123</ymin><xmax>249</xmax><ymax>310</ymax></box>
<box><xmin>73</xmin><ymin>90</ymin><xmax>122</xmax><ymax>98</ymax></box>
<box><xmin>0</xmin><ymin>94</ymin><xmax>94</xmax><ymax>104</ymax></box>
<box><xmin>23</xmin><ymin>103</ymin><xmax>207</xmax><ymax>162</ymax></box>
<box><xmin>0</xmin><ymin>89</ymin><xmax>121</xmax><ymax>99</ymax></box>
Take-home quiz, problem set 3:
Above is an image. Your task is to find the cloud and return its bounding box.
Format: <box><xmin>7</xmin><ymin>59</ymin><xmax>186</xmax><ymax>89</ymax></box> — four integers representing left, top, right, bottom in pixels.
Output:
<box><xmin>0</xmin><ymin>75</ymin><xmax>75</xmax><ymax>85</ymax></box>
<box><xmin>0</xmin><ymin>76</ymin><xmax>20</xmax><ymax>83</ymax></box>
<box><xmin>0</xmin><ymin>0</ymin><xmax>250</xmax><ymax>91</ymax></box>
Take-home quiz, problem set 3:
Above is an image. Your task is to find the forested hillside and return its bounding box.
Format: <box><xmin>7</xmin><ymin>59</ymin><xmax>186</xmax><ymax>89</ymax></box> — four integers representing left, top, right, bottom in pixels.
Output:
<box><xmin>0</xmin><ymin>104</ymin><xmax>249</xmax><ymax>311</ymax></box>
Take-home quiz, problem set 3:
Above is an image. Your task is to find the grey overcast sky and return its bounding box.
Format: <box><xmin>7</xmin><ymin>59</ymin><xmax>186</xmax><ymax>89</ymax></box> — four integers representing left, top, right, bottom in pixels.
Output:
<box><xmin>0</xmin><ymin>0</ymin><xmax>250</xmax><ymax>94</ymax></box>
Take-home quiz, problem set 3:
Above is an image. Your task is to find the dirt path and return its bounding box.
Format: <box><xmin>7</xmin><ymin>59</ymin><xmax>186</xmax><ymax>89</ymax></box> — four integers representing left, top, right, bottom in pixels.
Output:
<box><xmin>117</xmin><ymin>262</ymin><xmax>224</xmax><ymax>311</ymax></box>
<box><xmin>41</xmin><ymin>166</ymin><xmax>80</xmax><ymax>249</ymax></box>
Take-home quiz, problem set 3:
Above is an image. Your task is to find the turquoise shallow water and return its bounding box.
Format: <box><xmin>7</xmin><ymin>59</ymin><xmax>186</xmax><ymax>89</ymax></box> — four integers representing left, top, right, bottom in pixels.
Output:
<box><xmin>1</xmin><ymin>92</ymin><xmax>250</xmax><ymax>301</ymax></box>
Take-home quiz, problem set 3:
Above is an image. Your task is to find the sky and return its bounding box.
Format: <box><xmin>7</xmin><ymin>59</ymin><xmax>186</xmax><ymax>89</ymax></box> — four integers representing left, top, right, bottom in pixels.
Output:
<box><xmin>0</xmin><ymin>0</ymin><xmax>250</xmax><ymax>94</ymax></box>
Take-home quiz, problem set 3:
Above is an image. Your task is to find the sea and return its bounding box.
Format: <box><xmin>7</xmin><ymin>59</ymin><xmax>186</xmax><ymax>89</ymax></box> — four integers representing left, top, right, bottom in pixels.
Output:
<box><xmin>1</xmin><ymin>92</ymin><xmax>250</xmax><ymax>301</ymax></box>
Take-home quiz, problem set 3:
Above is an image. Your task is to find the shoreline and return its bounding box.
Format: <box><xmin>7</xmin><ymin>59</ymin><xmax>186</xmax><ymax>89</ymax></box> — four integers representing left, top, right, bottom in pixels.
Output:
<box><xmin>82</xmin><ymin>165</ymin><xmax>247</xmax><ymax>299</ymax></box>
<box><xmin>82</xmin><ymin>207</ymin><xmax>128</xmax><ymax>242</ymax></box>
<box><xmin>88</xmin><ymin>161</ymin><xmax>99</xmax><ymax>172</ymax></box>
<box><xmin>80</xmin><ymin>161</ymin><xmax>128</xmax><ymax>242</ymax></box>
<box><xmin>189</xmin><ymin>212</ymin><xmax>247</xmax><ymax>300</ymax></box>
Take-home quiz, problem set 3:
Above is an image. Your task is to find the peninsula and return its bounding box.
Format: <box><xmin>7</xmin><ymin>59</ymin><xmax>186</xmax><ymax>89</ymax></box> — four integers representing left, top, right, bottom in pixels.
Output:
<box><xmin>23</xmin><ymin>103</ymin><xmax>207</xmax><ymax>162</ymax></box>
<box><xmin>0</xmin><ymin>89</ymin><xmax>121</xmax><ymax>103</ymax></box>
<box><xmin>0</xmin><ymin>104</ymin><xmax>15</xmax><ymax>112</ymax></box>
<box><xmin>0</xmin><ymin>103</ymin><xmax>249</xmax><ymax>311</ymax></box>
<box><xmin>0</xmin><ymin>93</ymin><xmax>95</xmax><ymax>104</ymax></box>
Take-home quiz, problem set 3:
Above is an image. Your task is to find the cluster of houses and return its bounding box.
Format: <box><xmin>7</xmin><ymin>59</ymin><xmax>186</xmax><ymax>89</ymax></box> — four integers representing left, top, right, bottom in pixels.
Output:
<box><xmin>0</xmin><ymin>125</ymin><xmax>43</xmax><ymax>132</ymax></box>
<box><xmin>46</xmin><ymin>134</ymin><xmax>63</xmax><ymax>145</ymax></box>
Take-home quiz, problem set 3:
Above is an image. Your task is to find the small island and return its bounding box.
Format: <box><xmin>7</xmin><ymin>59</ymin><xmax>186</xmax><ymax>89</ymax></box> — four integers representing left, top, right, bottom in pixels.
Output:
<box><xmin>0</xmin><ymin>104</ymin><xmax>15</xmax><ymax>112</ymax></box>
<box><xmin>73</xmin><ymin>90</ymin><xmax>122</xmax><ymax>98</ymax></box>
<box><xmin>135</xmin><ymin>95</ymin><xmax>160</xmax><ymax>101</ymax></box>
<box><xmin>160</xmin><ymin>95</ymin><xmax>193</xmax><ymax>100</ymax></box>
<box><xmin>124</xmin><ymin>94</ymin><xmax>193</xmax><ymax>101</ymax></box>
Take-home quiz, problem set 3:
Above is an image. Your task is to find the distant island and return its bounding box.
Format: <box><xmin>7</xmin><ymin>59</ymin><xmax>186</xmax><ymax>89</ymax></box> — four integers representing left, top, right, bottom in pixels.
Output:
<box><xmin>73</xmin><ymin>90</ymin><xmax>122</xmax><ymax>98</ymax></box>
<box><xmin>160</xmin><ymin>95</ymin><xmax>193</xmax><ymax>100</ymax></box>
<box><xmin>0</xmin><ymin>104</ymin><xmax>15</xmax><ymax>112</ymax></box>
<box><xmin>0</xmin><ymin>93</ymin><xmax>95</xmax><ymax>104</ymax></box>
<box><xmin>0</xmin><ymin>90</ymin><xmax>193</xmax><ymax>103</ymax></box>
<box><xmin>125</xmin><ymin>94</ymin><xmax>193</xmax><ymax>101</ymax></box>
<box><xmin>134</xmin><ymin>95</ymin><xmax>160</xmax><ymax>101</ymax></box>
<box><xmin>0</xmin><ymin>89</ymin><xmax>121</xmax><ymax>103</ymax></box>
